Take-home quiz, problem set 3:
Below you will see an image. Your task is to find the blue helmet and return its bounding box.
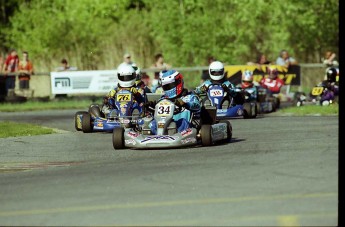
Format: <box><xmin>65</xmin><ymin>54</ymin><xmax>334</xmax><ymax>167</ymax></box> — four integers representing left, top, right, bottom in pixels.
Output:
<box><xmin>159</xmin><ymin>70</ymin><xmax>184</xmax><ymax>99</ymax></box>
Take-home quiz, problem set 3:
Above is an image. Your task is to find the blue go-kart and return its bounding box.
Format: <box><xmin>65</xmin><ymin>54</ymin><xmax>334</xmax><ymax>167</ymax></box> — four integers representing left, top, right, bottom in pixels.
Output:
<box><xmin>200</xmin><ymin>84</ymin><xmax>257</xmax><ymax>119</ymax></box>
<box><xmin>74</xmin><ymin>90</ymin><xmax>143</xmax><ymax>133</ymax></box>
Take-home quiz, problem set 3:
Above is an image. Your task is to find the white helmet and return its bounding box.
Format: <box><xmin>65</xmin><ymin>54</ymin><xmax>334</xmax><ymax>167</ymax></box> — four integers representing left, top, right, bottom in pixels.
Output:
<box><xmin>209</xmin><ymin>61</ymin><xmax>225</xmax><ymax>81</ymax></box>
<box><xmin>117</xmin><ymin>63</ymin><xmax>136</xmax><ymax>87</ymax></box>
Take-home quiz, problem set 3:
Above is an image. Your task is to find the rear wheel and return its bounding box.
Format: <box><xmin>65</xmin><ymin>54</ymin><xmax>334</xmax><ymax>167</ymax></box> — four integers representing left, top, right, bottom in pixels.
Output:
<box><xmin>81</xmin><ymin>112</ymin><xmax>92</xmax><ymax>133</ymax></box>
<box><xmin>74</xmin><ymin>111</ymin><xmax>86</xmax><ymax>131</ymax></box>
<box><xmin>243</xmin><ymin>103</ymin><xmax>251</xmax><ymax>119</ymax></box>
<box><xmin>219</xmin><ymin>120</ymin><xmax>232</xmax><ymax>142</ymax></box>
<box><xmin>200</xmin><ymin>124</ymin><xmax>212</xmax><ymax>146</ymax></box>
<box><xmin>256</xmin><ymin>102</ymin><xmax>261</xmax><ymax>114</ymax></box>
<box><xmin>113</xmin><ymin>127</ymin><xmax>124</xmax><ymax>149</ymax></box>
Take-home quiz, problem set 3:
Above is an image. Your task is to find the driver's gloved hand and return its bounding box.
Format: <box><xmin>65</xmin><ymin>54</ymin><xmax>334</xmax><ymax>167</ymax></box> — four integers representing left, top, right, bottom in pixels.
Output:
<box><xmin>221</xmin><ymin>84</ymin><xmax>230</xmax><ymax>92</ymax></box>
<box><xmin>174</xmin><ymin>98</ymin><xmax>186</xmax><ymax>107</ymax></box>
<box><xmin>200</xmin><ymin>85</ymin><xmax>208</xmax><ymax>92</ymax></box>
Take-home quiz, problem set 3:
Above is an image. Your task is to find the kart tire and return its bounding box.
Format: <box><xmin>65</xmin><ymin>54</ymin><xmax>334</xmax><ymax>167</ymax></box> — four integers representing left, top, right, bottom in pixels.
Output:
<box><xmin>113</xmin><ymin>127</ymin><xmax>124</xmax><ymax>149</ymax></box>
<box><xmin>275</xmin><ymin>97</ymin><xmax>280</xmax><ymax>109</ymax></box>
<box><xmin>256</xmin><ymin>102</ymin><xmax>261</xmax><ymax>114</ymax></box>
<box><xmin>89</xmin><ymin>104</ymin><xmax>103</xmax><ymax>118</ymax></box>
<box><xmin>271</xmin><ymin>101</ymin><xmax>277</xmax><ymax>112</ymax></box>
<box><xmin>74</xmin><ymin>111</ymin><xmax>87</xmax><ymax>131</ymax></box>
<box><xmin>201</xmin><ymin>124</ymin><xmax>212</xmax><ymax>146</ymax></box>
<box><xmin>81</xmin><ymin>112</ymin><xmax>92</xmax><ymax>133</ymax></box>
<box><xmin>243</xmin><ymin>103</ymin><xmax>254</xmax><ymax>119</ymax></box>
<box><xmin>219</xmin><ymin>120</ymin><xmax>232</xmax><ymax>142</ymax></box>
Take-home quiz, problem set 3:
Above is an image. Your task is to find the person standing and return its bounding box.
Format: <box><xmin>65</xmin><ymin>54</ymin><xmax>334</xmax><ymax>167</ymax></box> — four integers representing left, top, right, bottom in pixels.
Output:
<box><xmin>18</xmin><ymin>51</ymin><xmax>34</xmax><ymax>89</ymax></box>
<box><xmin>322</xmin><ymin>51</ymin><xmax>338</xmax><ymax>67</ymax></box>
<box><xmin>56</xmin><ymin>58</ymin><xmax>77</xmax><ymax>71</ymax></box>
<box><xmin>3</xmin><ymin>49</ymin><xmax>19</xmax><ymax>96</ymax></box>
<box><xmin>275</xmin><ymin>50</ymin><xmax>298</xmax><ymax>68</ymax></box>
<box><xmin>150</xmin><ymin>53</ymin><xmax>171</xmax><ymax>92</ymax></box>
<box><xmin>122</xmin><ymin>53</ymin><xmax>133</xmax><ymax>65</ymax></box>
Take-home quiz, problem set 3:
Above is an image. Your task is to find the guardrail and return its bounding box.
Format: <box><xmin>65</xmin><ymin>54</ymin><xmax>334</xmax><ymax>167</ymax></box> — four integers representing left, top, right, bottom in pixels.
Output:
<box><xmin>0</xmin><ymin>63</ymin><xmax>327</xmax><ymax>76</ymax></box>
<box><xmin>0</xmin><ymin>63</ymin><xmax>329</xmax><ymax>99</ymax></box>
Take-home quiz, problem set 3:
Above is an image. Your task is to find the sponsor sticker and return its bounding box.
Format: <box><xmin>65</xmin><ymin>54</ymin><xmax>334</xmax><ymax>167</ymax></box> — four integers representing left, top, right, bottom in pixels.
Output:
<box><xmin>127</xmin><ymin>131</ymin><xmax>139</xmax><ymax>138</ymax></box>
<box><xmin>125</xmin><ymin>139</ymin><xmax>136</xmax><ymax>145</ymax></box>
<box><xmin>181</xmin><ymin>128</ymin><xmax>192</xmax><ymax>137</ymax></box>
<box><xmin>237</xmin><ymin>108</ymin><xmax>243</xmax><ymax>115</ymax></box>
<box><xmin>181</xmin><ymin>137</ymin><xmax>197</xmax><ymax>144</ymax></box>
<box><xmin>140</xmin><ymin>135</ymin><xmax>177</xmax><ymax>143</ymax></box>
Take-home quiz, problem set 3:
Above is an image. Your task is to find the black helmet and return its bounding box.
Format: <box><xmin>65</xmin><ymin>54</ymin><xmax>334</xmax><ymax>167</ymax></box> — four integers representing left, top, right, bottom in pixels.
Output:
<box><xmin>326</xmin><ymin>67</ymin><xmax>338</xmax><ymax>83</ymax></box>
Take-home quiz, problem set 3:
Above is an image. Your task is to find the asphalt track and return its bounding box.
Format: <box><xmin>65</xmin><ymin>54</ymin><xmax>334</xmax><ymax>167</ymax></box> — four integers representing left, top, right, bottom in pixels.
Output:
<box><xmin>0</xmin><ymin>109</ymin><xmax>338</xmax><ymax>226</ymax></box>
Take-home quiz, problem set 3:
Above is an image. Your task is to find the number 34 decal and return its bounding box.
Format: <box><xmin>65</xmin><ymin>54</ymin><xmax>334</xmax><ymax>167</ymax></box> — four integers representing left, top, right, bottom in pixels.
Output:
<box><xmin>157</xmin><ymin>105</ymin><xmax>171</xmax><ymax>115</ymax></box>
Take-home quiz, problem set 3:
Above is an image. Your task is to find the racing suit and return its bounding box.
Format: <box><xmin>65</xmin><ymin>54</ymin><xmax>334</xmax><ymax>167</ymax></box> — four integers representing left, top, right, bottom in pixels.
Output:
<box><xmin>259</xmin><ymin>77</ymin><xmax>284</xmax><ymax>95</ymax></box>
<box><xmin>195</xmin><ymin>79</ymin><xmax>245</xmax><ymax>105</ymax></box>
<box><xmin>102</xmin><ymin>86</ymin><xmax>145</xmax><ymax>115</ymax></box>
<box><xmin>146</xmin><ymin>89</ymin><xmax>201</xmax><ymax>134</ymax></box>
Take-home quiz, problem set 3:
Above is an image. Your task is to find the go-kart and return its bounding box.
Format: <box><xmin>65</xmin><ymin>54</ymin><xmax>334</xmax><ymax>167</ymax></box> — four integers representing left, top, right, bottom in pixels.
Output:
<box><xmin>74</xmin><ymin>90</ymin><xmax>142</xmax><ymax>133</ymax></box>
<box><xmin>112</xmin><ymin>98</ymin><xmax>232</xmax><ymax>149</ymax></box>
<box><xmin>200</xmin><ymin>84</ymin><xmax>257</xmax><ymax>119</ymax></box>
<box><xmin>294</xmin><ymin>82</ymin><xmax>336</xmax><ymax>106</ymax></box>
<box><xmin>250</xmin><ymin>86</ymin><xmax>280</xmax><ymax>113</ymax></box>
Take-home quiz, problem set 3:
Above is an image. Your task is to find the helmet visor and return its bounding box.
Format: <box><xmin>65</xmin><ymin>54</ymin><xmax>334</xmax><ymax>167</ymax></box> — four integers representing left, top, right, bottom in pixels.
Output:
<box><xmin>118</xmin><ymin>73</ymin><xmax>136</xmax><ymax>81</ymax></box>
<box><xmin>162</xmin><ymin>78</ymin><xmax>181</xmax><ymax>91</ymax></box>
<box><xmin>210</xmin><ymin>69</ymin><xmax>224</xmax><ymax>76</ymax></box>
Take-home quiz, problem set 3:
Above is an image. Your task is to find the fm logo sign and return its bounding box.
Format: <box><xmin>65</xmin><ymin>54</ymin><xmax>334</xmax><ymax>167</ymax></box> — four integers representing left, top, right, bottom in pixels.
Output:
<box><xmin>55</xmin><ymin>77</ymin><xmax>71</xmax><ymax>88</ymax></box>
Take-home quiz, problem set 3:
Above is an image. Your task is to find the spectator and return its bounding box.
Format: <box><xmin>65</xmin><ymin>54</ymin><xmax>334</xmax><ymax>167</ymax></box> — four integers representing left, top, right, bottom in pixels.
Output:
<box><xmin>247</xmin><ymin>53</ymin><xmax>271</xmax><ymax>66</ymax></box>
<box><xmin>201</xmin><ymin>56</ymin><xmax>215</xmax><ymax>83</ymax></box>
<box><xmin>56</xmin><ymin>58</ymin><xmax>77</xmax><ymax>71</ymax></box>
<box><xmin>276</xmin><ymin>50</ymin><xmax>298</xmax><ymax>68</ymax></box>
<box><xmin>139</xmin><ymin>73</ymin><xmax>152</xmax><ymax>93</ymax></box>
<box><xmin>322</xmin><ymin>51</ymin><xmax>338</xmax><ymax>67</ymax></box>
<box><xmin>122</xmin><ymin>53</ymin><xmax>133</xmax><ymax>65</ymax></box>
<box><xmin>18</xmin><ymin>51</ymin><xmax>34</xmax><ymax>89</ymax></box>
<box><xmin>3</xmin><ymin>49</ymin><xmax>19</xmax><ymax>96</ymax></box>
<box><xmin>150</xmin><ymin>53</ymin><xmax>171</xmax><ymax>84</ymax></box>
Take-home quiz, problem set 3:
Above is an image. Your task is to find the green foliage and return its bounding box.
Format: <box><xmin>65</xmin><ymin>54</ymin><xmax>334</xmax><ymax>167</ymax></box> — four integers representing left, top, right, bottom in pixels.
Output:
<box><xmin>0</xmin><ymin>99</ymin><xmax>99</xmax><ymax>112</ymax></box>
<box><xmin>0</xmin><ymin>121</ymin><xmax>55</xmax><ymax>138</ymax></box>
<box><xmin>0</xmin><ymin>0</ymin><xmax>339</xmax><ymax>72</ymax></box>
<box><xmin>276</xmin><ymin>103</ymin><xmax>338</xmax><ymax>116</ymax></box>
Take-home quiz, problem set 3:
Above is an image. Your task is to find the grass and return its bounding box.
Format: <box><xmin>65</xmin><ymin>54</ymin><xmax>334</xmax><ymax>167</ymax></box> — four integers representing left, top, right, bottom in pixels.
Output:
<box><xmin>0</xmin><ymin>99</ymin><xmax>102</xmax><ymax>112</ymax></box>
<box><xmin>0</xmin><ymin>121</ymin><xmax>55</xmax><ymax>138</ymax></box>
<box><xmin>276</xmin><ymin>103</ymin><xmax>339</xmax><ymax>116</ymax></box>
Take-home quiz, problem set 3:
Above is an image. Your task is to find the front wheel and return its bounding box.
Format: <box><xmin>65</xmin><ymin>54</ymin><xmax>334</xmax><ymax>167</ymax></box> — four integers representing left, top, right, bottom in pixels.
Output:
<box><xmin>200</xmin><ymin>124</ymin><xmax>212</xmax><ymax>146</ymax></box>
<box><xmin>113</xmin><ymin>127</ymin><xmax>125</xmax><ymax>149</ymax></box>
<box><xmin>219</xmin><ymin>120</ymin><xmax>232</xmax><ymax>142</ymax></box>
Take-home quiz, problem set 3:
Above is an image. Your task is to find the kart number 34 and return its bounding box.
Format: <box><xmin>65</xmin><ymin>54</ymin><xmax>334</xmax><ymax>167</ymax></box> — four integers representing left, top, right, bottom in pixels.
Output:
<box><xmin>157</xmin><ymin>105</ymin><xmax>171</xmax><ymax>116</ymax></box>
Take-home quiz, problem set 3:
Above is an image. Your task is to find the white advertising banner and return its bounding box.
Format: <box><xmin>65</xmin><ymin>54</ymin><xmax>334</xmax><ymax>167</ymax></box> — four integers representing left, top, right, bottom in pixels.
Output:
<box><xmin>50</xmin><ymin>70</ymin><xmax>118</xmax><ymax>94</ymax></box>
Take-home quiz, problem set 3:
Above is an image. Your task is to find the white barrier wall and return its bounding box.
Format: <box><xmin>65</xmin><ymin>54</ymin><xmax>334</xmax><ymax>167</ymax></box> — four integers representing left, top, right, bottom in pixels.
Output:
<box><xmin>50</xmin><ymin>70</ymin><xmax>118</xmax><ymax>95</ymax></box>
